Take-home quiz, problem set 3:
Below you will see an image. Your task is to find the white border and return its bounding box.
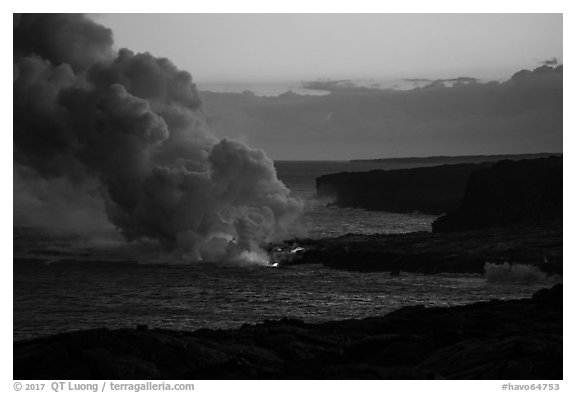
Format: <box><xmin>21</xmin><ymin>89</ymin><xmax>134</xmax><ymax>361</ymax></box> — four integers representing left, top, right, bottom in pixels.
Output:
<box><xmin>4</xmin><ymin>2</ymin><xmax>571</xmax><ymax>391</ymax></box>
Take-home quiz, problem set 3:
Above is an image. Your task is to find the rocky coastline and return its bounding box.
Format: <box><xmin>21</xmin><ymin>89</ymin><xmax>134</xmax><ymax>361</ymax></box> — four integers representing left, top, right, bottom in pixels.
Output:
<box><xmin>14</xmin><ymin>284</ymin><xmax>562</xmax><ymax>380</ymax></box>
<box><xmin>14</xmin><ymin>156</ymin><xmax>563</xmax><ymax>380</ymax></box>
<box><xmin>317</xmin><ymin>156</ymin><xmax>561</xmax><ymax>219</ymax></box>
<box><xmin>284</xmin><ymin>220</ymin><xmax>561</xmax><ymax>274</ymax></box>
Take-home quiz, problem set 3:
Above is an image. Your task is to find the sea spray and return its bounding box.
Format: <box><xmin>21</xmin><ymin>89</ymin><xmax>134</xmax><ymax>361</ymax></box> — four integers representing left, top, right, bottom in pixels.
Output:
<box><xmin>484</xmin><ymin>262</ymin><xmax>547</xmax><ymax>283</ymax></box>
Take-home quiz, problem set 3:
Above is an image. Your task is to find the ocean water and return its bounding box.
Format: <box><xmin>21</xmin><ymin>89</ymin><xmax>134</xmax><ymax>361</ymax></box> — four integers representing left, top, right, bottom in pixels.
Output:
<box><xmin>275</xmin><ymin>160</ymin><xmax>440</xmax><ymax>237</ymax></box>
<box><xmin>13</xmin><ymin>161</ymin><xmax>560</xmax><ymax>341</ymax></box>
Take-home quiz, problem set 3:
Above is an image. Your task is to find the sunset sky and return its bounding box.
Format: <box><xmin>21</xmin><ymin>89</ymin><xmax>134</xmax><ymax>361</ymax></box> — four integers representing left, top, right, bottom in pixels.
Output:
<box><xmin>95</xmin><ymin>14</ymin><xmax>562</xmax><ymax>84</ymax></box>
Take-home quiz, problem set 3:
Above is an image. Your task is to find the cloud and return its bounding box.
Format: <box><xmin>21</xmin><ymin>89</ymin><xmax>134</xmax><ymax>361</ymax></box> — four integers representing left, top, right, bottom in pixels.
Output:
<box><xmin>203</xmin><ymin>65</ymin><xmax>562</xmax><ymax>160</ymax></box>
<box><xmin>540</xmin><ymin>57</ymin><xmax>559</xmax><ymax>66</ymax></box>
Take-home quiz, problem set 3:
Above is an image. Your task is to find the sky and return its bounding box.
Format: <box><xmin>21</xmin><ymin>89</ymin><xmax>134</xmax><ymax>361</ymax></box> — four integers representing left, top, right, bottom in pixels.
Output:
<box><xmin>94</xmin><ymin>13</ymin><xmax>562</xmax><ymax>84</ymax></box>
<box><xmin>86</xmin><ymin>13</ymin><xmax>564</xmax><ymax>160</ymax></box>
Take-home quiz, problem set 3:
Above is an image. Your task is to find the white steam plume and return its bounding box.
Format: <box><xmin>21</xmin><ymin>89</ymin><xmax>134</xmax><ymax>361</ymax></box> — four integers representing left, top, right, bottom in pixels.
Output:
<box><xmin>13</xmin><ymin>14</ymin><xmax>303</xmax><ymax>264</ymax></box>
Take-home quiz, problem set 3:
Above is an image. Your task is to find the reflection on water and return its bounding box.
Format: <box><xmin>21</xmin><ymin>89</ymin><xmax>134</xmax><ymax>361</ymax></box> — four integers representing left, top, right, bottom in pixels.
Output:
<box><xmin>14</xmin><ymin>257</ymin><xmax>561</xmax><ymax>341</ymax></box>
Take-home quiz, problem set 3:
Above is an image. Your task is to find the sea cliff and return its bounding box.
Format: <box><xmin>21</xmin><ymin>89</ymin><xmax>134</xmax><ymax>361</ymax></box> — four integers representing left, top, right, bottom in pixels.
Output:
<box><xmin>433</xmin><ymin>157</ymin><xmax>562</xmax><ymax>232</ymax></box>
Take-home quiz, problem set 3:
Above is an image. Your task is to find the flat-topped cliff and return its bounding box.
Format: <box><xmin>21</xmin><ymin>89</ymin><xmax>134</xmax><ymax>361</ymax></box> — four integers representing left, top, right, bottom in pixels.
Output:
<box><xmin>433</xmin><ymin>157</ymin><xmax>562</xmax><ymax>232</ymax></box>
<box><xmin>316</xmin><ymin>162</ymin><xmax>494</xmax><ymax>215</ymax></box>
<box><xmin>316</xmin><ymin>156</ymin><xmax>561</xmax><ymax>220</ymax></box>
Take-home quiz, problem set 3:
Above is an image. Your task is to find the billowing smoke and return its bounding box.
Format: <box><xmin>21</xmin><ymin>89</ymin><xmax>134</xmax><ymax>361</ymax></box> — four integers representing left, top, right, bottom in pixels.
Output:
<box><xmin>13</xmin><ymin>14</ymin><xmax>303</xmax><ymax>264</ymax></box>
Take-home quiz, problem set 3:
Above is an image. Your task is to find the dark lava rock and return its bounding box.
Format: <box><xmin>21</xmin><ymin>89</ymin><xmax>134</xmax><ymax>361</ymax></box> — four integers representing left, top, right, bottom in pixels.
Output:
<box><xmin>316</xmin><ymin>162</ymin><xmax>494</xmax><ymax>215</ymax></box>
<box><xmin>14</xmin><ymin>285</ymin><xmax>562</xmax><ymax>380</ymax></box>
<box><xmin>433</xmin><ymin>157</ymin><xmax>562</xmax><ymax>232</ymax></box>
<box><xmin>290</xmin><ymin>220</ymin><xmax>561</xmax><ymax>274</ymax></box>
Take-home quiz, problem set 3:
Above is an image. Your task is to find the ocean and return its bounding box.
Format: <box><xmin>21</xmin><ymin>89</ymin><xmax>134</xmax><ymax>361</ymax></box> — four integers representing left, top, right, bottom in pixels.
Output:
<box><xmin>13</xmin><ymin>161</ymin><xmax>560</xmax><ymax>341</ymax></box>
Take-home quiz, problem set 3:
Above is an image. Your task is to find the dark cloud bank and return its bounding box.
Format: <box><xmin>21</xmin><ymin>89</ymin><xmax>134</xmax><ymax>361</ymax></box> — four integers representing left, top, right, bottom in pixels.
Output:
<box><xmin>203</xmin><ymin>66</ymin><xmax>562</xmax><ymax>160</ymax></box>
<box><xmin>13</xmin><ymin>14</ymin><xmax>303</xmax><ymax>264</ymax></box>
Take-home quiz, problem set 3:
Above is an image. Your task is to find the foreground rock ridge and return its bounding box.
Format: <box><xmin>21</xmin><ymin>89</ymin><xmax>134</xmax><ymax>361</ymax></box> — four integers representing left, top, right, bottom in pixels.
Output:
<box><xmin>14</xmin><ymin>284</ymin><xmax>562</xmax><ymax>380</ymax></box>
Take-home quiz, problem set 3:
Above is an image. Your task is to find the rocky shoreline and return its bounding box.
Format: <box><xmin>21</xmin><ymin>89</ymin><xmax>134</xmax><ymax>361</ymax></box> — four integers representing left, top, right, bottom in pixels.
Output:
<box><xmin>316</xmin><ymin>161</ymin><xmax>493</xmax><ymax>215</ymax></box>
<box><xmin>304</xmin><ymin>156</ymin><xmax>563</xmax><ymax>275</ymax></box>
<box><xmin>14</xmin><ymin>284</ymin><xmax>562</xmax><ymax>380</ymax></box>
<box><xmin>14</xmin><ymin>155</ymin><xmax>563</xmax><ymax>380</ymax></box>
<box><xmin>316</xmin><ymin>156</ymin><xmax>561</xmax><ymax>221</ymax></box>
<box><xmin>283</xmin><ymin>220</ymin><xmax>562</xmax><ymax>275</ymax></box>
